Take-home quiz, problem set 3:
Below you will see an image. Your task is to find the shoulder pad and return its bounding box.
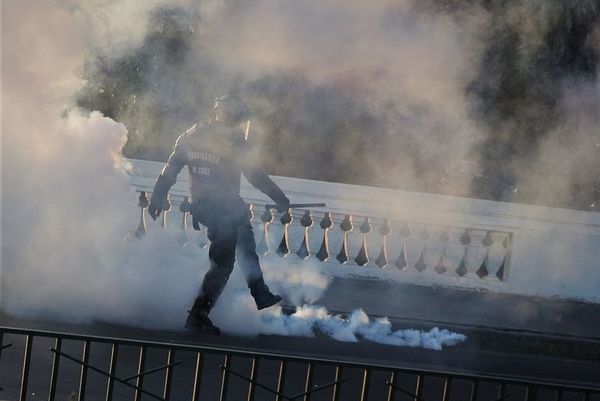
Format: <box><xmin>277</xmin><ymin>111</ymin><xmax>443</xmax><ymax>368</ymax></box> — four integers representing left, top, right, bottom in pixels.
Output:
<box><xmin>185</xmin><ymin>122</ymin><xmax>203</xmax><ymax>136</ymax></box>
<box><xmin>174</xmin><ymin>122</ymin><xmax>203</xmax><ymax>148</ymax></box>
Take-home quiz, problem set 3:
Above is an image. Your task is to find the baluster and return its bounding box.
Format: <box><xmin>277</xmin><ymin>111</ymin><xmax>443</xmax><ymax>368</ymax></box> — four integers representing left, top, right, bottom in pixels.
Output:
<box><xmin>336</xmin><ymin>215</ymin><xmax>353</xmax><ymax>264</ymax></box>
<box><xmin>456</xmin><ymin>229</ymin><xmax>471</xmax><ymax>277</ymax></box>
<box><xmin>477</xmin><ymin>231</ymin><xmax>493</xmax><ymax>278</ymax></box>
<box><xmin>355</xmin><ymin>217</ymin><xmax>372</xmax><ymax>266</ymax></box>
<box><xmin>245</xmin><ymin>204</ymin><xmax>256</xmax><ymax>247</ymax></box>
<box><xmin>375</xmin><ymin>219</ymin><xmax>392</xmax><ymax>268</ymax></box>
<box><xmin>161</xmin><ymin>195</ymin><xmax>171</xmax><ymax>230</ymax></box>
<box><xmin>395</xmin><ymin>221</ymin><xmax>411</xmax><ymax>270</ymax></box>
<box><xmin>414</xmin><ymin>225</ymin><xmax>429</xmax><ymax>272</ymax></box>
<box><xmin>197</xmin><ymin>227</ymin><xmax>209</xmax><ymax>249</ymax></box>
<box><xmin>135</xmin><ymin>191</ymin><xmax>149</xmax><ymax>239</ymax></box>
<box><xmin>297</xmin><ymin>210</ymin><xmax>313</xmax><ymax>259</ymax></box>
<box><xmin>496</xmin><ymin>235</ymin><xmax>511</xmax><ymax>281</ymax></box>
<box><xmin>248</xmin><ymin>203</ymin><xmax>255</xmax><ymax>223</ymax></box>
<box><xmin>179</xmin><ymin>196</ymin><xmax>191</xmax><ymax>245</ymax></box>
<box><xmin>316</xmin><ymin>212</ymin><xmax>333</xmax><ymax>261</ymax></box>
<box><xmin>435</xmin><ymin>229</ymin><xmax>450</xmax><ymax>274</ymax></box>
<box><xmin>257</xmin><ymin>207</ymin><xmax>274</xmax><ymax>255</ymax></box>
<box><xmin>276</xmin><ymin>208</ymin><xmax>293</xmax><ymax>257</ymax></box>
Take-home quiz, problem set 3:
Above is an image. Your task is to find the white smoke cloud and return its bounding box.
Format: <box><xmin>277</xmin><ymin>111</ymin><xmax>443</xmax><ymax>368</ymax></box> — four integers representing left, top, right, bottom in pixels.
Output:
<box><xmin>212</xmin><ymin>291</ymin><xmax>466</xmax><ymax>350</ymax></box>
<box><xmin>513</xmin><ymin>80</ymin><xmax>600</xmax><ymax>207</ymax></box>
<box><xmin>4</xmin><ymin>0</ymin><xmax>596</xmax><ymax>355</ymax></box>
<box><xmin>61</xmin><ymin>0</ymin><xmax>196</xmax><ymax>57</ymax></box>
<box><xmin>85</xmin><ymin>0</ymin><xmax>490</xmax><ymax>195</ymax></box>
<box><xmin>263</xmin><ymin>306</ymin><xmax>466</xmax><ymax>350</ymax></box>
<box><xmin>192</xmin><ymin>0</ymin><xmax>600</xmax><ymax>204</ymax></box>
<box><xmin>1</xmin><ymin>0</ymin><xmax>466</xmax><ymax>350</ymax></box>
<box><xmin>198</xmin><ymin>0</ymin><xmax>489</xmax><ymax>193</ymax></box>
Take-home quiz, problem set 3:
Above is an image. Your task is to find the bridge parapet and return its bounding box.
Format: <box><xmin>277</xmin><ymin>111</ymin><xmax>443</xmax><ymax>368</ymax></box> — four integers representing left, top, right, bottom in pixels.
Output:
<box><xmin>126</xmin><ymin>158</ymin><xmax>600</xmax><ymax>303</ymax></box>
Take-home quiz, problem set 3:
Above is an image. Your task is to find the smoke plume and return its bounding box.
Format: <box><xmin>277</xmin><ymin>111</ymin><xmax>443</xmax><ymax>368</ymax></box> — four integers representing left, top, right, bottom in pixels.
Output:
<box><xmin>1</xmin><ymin>0</ymin><xmax>466</xmax><ymax>349</ymax></box>
<box><xmin>76</xmin><ymin>0</ymin><xmax>600</xmax><ymax>209</ymax></box>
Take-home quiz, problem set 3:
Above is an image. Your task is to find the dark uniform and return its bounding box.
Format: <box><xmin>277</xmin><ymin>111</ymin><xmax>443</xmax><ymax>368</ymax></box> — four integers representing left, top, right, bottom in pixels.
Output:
<box><xmin>149</xmin><ymin>121</ymin><xmax>288</xmax><ymax>333</ymax></box>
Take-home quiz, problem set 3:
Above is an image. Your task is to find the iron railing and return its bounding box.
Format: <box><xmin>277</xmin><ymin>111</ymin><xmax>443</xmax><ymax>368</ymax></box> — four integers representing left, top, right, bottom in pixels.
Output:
<box><xmin>1</xmin><ymin>326</ymin><xmax>598</xmax><ymax>401</ymax></box>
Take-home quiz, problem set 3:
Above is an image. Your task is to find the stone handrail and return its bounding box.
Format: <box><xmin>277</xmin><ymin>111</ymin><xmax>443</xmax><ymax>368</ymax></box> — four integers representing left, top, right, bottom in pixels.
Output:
<box><xmin>131</xmin><ymin>190</ymin><xmax>512</xmax><ymax>281</ymax></box>
<box><xmin>125</xmin><ymin>158</ymin><xmax>600</xmax><ymax>303</ymax></box>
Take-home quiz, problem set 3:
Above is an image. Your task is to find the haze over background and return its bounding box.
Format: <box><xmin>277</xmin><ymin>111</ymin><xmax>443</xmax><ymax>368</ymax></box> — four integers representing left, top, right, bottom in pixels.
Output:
<box><xmin>1</xmin><ymin>0</ymin><xmax>473</xmax><ymax>347</ymax></box>
<box><xmin>1</xmin><ymin>0</ymin><xmax>598</xmax><ymax>345</ymax></box>
<box><xmin>74</xmin><ymin>0</ymin><xmax>600</xmax><ymax>210</ymax></box>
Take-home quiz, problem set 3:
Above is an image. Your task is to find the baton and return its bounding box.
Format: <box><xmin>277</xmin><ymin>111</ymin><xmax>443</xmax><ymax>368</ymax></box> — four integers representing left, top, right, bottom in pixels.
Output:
<box><xmin>265</xmin><ymin>202</ymin><xmax>327</xmax><ymax>210</ymax></box>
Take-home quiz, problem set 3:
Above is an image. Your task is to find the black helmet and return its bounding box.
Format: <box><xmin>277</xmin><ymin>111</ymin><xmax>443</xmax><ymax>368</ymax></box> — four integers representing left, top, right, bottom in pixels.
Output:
<box><xmin>213</xmin><ymin>94</ymin><xmax>251</xmax><ymax>124</ymax></box>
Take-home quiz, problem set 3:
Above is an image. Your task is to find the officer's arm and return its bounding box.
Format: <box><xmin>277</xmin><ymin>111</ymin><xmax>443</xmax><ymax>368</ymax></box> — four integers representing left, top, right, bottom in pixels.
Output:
<box><xmin>149</xmin><ymin>134</ymin><xmax>187</xmax><ymax>219</ymax></box>
<box><xmin>242</xmin><ymin>145</ymin><xmax>290</xmax><ymax>209</ymax></box>
<box><xmin>244</xmin><ymin>166</ymin><xmax>289</xmax><ymax>207</ymax></box>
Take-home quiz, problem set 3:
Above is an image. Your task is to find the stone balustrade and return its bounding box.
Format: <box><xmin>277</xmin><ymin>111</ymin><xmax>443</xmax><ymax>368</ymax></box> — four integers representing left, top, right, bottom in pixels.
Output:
<box><xmin>126</xmin><ymin>158</ymin><xmax>600</xmax><ymax>304</ymax></box>
<box><xmin>131</xmin><ymin>190</ymin><xmax>513</xmax><ymax>283</ymax></box>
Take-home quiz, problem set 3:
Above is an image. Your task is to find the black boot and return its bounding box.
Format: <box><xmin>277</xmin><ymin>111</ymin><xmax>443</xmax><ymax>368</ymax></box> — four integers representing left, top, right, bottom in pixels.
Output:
<box><xmin>185</xmin><ymin>297</ymin><xmax>221</xmax><ymax>335</ymax></box>
<box><xmin>250</xmin><ymin>280</ymin><xmax>282</xmax><ymax>310</ymax></box>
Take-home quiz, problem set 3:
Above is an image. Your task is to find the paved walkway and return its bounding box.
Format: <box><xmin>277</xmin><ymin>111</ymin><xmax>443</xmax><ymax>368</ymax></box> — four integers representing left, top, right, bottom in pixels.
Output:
<box><xmin>2</xmin><ymin>279</ymin><xmax>600</xmax><ymax>398</ymax></box>
<box><xmin>318</xmin><ymin>277</ymin><xmax>600</xmax><ymax>340</ymax></box>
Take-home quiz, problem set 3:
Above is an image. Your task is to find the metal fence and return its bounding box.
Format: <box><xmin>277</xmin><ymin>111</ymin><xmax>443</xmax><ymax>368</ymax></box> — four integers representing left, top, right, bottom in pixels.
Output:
<box><xmin>1</xmin><ymin>326</ymin><xmax>599</xmax><ymax>401</ymax></box>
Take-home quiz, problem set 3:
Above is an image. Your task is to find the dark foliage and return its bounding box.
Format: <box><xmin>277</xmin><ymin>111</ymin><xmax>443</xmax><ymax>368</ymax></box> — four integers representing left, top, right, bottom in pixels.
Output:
<box><xmin>76</xmin><ymin>2</ymin><xmax>600</xmax><ymax>210</ymax></box>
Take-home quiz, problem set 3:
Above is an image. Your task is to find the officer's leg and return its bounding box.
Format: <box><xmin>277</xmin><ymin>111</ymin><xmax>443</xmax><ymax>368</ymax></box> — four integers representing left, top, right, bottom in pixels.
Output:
<box><xmin>236</xmin><ymin>221</ymin><xmax>264</xmax><ymax>283</ymax></box>
<box><xmin>237</xmin><ymin>221</ymin><xmax>282</xmax><ymax>310</ymax></box>
<box><xmin>187</xmin><ymin>219</ymin><xmax>238</xmax><ymax>334</ymax></box>
<box><xmin>194</xmin><ymin>222</ymin><xmax>237</xmax><ymax>310</ymax></box>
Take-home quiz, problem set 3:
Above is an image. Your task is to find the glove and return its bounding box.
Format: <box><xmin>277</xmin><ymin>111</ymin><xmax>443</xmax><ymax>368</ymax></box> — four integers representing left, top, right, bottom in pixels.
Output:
<box><xmin>148</xmin><ymin>196</ymin><xmax>165</xmax><ymax>220</ymax></box>
<box><xmin>275</xmin><ymin>196</ymin><xmax>290</xmax><ymax>213</ymax></box>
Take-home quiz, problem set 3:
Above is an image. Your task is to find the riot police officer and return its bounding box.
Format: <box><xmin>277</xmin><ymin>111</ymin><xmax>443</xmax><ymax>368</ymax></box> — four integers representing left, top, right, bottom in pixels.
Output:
<box><xmin>148</xmin><ymin>94</ymin><xmax>289</xmax><ymax>334</ymax></box>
